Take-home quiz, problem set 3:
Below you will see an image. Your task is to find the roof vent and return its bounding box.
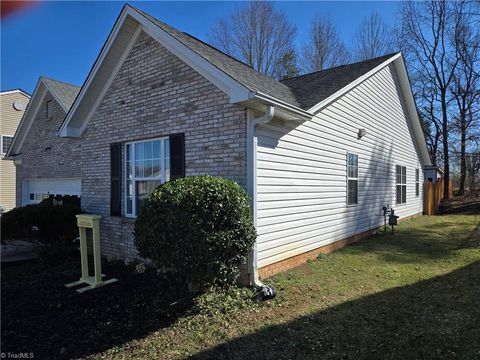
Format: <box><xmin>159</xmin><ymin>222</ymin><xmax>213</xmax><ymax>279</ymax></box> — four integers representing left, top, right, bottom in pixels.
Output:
<box><xmin>13</xmin><ymin>101</ymin><xmax>26</xmax><ymax>111</ymax></box>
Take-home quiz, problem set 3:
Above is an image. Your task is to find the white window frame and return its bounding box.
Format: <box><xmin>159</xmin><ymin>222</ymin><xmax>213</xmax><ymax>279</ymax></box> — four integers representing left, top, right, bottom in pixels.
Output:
<box><xmin>415</xmin><ymin>168</ymin><xmax>420</xmax><ymax>197</ymax></box>
<box><xmin>346</xmin><ymin>152</ymin><xmax>359</xmax><ymax>206</ymax></box>
<box><xmin>396</xmin><ymin>165</ymin><xmax>407</xmax><ymax>205</ymax></box>
<box><xmin>1</xmin><ymin>135</ymin><xmax>14</xmax><ymax>155</ymax></box>
<box><xmin>124</xmin><ymin>137</ymin><xmax>170</xmax><ymax>218</ymax></box>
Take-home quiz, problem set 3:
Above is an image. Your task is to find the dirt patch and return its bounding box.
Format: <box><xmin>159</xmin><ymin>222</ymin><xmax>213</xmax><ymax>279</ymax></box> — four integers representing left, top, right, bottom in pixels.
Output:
<box><xmin>438</xmin><ymin>194</ymin><xmax>480</xmax><ymax>214</ymax></box>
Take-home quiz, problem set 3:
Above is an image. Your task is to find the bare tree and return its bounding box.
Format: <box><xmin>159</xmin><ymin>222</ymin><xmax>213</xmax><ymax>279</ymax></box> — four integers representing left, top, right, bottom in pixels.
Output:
<box><xmin>353</xmin><ymin>12</ymin><xmax>395</xmax><ymax>61</ymax></box>
<box><xmin>450</xmin><ymin>3</ymin><xmax>480</xmax><ymax>195</ymax></box>
<box><xmin>299</xmin><ymin>15</ymin><xmax>350</xmax><ymax>73</ymax></box>
<box><xmin>210</xmin><ymin>1</ymin><xmax>297</xmax><ymax>79</ymax></box>
<box><xmin>399</xmin><ymin>1</ymin><xmax>465</xmax><ymax>199</ymax></box>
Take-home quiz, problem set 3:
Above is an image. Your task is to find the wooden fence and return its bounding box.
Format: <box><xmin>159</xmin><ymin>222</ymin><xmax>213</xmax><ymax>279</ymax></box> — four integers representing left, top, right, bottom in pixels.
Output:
<box><xmin>423</xmin><ymin>177</ymin><xmax>453</xmax><ymax>215</ymax></box>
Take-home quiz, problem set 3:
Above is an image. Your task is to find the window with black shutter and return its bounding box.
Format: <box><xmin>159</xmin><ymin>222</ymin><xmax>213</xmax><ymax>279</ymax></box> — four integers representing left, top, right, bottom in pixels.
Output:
<box><xmin>169</xmin><ymin>133</ymin><xmax>185</xmax><ymax>180</ymax></box>
<box><xmin>123</xmin><ymin>134</ymin><xmax>184</xmax><ymax>217</ymax></box>
<box><xmin>110</xmin><ymin>142</ymin><xmax>122</xmax><ymax>216</ymax></box>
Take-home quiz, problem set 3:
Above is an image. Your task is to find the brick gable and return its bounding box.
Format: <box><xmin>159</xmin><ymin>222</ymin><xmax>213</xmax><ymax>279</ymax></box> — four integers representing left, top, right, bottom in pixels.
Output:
<box><xmin>81</xmin><ymin>31</ymin><xmax>247</xmax><ymax>258</ymax></box>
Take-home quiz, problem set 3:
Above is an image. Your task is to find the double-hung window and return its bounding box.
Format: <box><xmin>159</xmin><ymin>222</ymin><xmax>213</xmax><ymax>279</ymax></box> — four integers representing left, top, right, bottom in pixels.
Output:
<box><xmin>1</xmin><ymin>135</ymin><xmax>13</xmax><ymax>154</ymax></box>
<box><xmin>125</xmin><ymin>138</ymin><xmax>170</xmax><ymax>217</ymax></box>
<box><xmin>347</xmin><ymin>153</ymin><xmax>358</xmax><ymax>205</ymax></box>
<box><xmin>415</xmin><ymin>168</ymin><xmax>420</xmax><ymax>197</ymax></box>
<box><xmin>396</xmin><ymin>165</ymin><xmax>407</xmax><ymax>204</ymax></box>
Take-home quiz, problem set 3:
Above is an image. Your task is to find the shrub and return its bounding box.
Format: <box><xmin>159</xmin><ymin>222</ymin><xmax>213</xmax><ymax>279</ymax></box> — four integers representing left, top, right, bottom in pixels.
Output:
<box><xmin>134</xmin><ymin>176</ymin><xmax>256</xmax><ymax>289</ymax></box>
<box><xmin>1</xmin><ymin>195</ymin><xmax>82</xmax><ymax>262</ymax></box>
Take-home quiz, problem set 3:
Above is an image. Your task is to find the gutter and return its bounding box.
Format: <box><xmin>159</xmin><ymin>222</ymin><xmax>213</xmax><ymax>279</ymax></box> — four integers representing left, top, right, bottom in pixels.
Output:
<box><xmin>247</xmin><ymin>106</ymin><xmax>276</xmax><ymax>300</ymax></box>
<box><xmin>248</xmin><ymin>91</ymin><xmax>312</xmax><ymax>121</ymax></box>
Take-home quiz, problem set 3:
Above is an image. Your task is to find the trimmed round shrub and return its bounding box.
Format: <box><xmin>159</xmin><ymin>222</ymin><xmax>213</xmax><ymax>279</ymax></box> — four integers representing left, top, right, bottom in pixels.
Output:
<box><xmin>134</xmin><ymin>176</ymin><xmax>256</xmax><ymax>288</ymax></box>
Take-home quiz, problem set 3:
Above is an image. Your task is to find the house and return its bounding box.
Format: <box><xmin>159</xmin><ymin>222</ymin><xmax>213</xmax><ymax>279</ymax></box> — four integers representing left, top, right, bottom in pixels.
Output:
<box><xmin>1</xmin><ymin>89</ymin><xmax>30</xmax><ymax>212</ymax></box>
<box><xmin>5</xmin><ymin>77</ymin><xmax>81</xmax><ymax>206</ymax></box>
<box><xmin>53</xmin><ymin>5</ymin><xmax>429</xmax><ymax>283</ymax></box>
<box><xmin>424</xmin><ymin>165</ymin><xmax>443</xmax><ymax>183</ymax></box>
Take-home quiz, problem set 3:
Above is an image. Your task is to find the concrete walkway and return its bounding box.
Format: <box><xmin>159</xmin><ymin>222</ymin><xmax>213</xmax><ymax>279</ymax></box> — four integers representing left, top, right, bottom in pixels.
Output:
<box><xmin>1</xmin><ymin>240</ymin><xmax>38</xmax><ymax>263</ymax></box>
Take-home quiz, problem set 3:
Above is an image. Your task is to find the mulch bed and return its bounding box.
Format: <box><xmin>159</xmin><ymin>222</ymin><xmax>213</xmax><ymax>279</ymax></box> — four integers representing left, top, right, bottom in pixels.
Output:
<box><xmin>1</xmin><ymin>256</ymin><xmax>192</xmax><ymax>359</ymax></box>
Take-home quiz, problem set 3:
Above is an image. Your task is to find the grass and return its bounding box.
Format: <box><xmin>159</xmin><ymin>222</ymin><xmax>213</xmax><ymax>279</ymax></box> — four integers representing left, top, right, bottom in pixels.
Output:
<box><xmin>96</xmin><ymin>214</ymin><xmax>480</xmax><ymax>360</ymax></box>
<box><xmin>2</xmin><ymin>214</ymin><xmax>479</xmax><ymax>359</ymax></box>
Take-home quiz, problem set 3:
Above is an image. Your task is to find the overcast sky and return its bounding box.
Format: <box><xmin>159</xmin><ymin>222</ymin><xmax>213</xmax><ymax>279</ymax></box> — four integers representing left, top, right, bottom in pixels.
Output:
<box><xmin>1</xmin><ymin>1</ymin><xmax>400</xmax><ymax>94</ymax></box>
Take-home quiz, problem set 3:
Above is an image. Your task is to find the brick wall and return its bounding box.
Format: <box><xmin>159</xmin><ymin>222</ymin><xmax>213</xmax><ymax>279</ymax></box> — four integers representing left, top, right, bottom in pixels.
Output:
<box><xmin>81</xmin><ymin>31</ymin><xmax>247</xmax><ymax>258</ymax></box>
<box><xmin>15</xmin><ymin>92</ymin><xmax>82</xmax><ymax>206</ymax></box>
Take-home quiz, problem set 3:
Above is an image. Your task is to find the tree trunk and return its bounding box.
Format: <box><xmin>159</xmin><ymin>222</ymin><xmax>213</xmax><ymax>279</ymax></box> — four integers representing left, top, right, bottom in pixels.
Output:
<box><xmin>441</xmin><ymin>95</ymin><xmax>450</xmax><ymax>200</ymax></box>
<box><xmin>458</xmin><ymin>118</ymin><xmax>467</xmax><ymax>195</ymax></box>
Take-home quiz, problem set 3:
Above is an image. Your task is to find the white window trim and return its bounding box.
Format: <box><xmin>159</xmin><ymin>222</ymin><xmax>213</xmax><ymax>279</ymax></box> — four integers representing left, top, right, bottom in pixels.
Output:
<box><xmin>396</xmin><ymin>164</ymin><xmax>407</xmax><ymax>205</ymax></box>
<box><xmin>346</xmin><ymin>152</ymin><xmax>359</xmax><ymax>206</ymax></box>
<box><xmin>124</xmin><ymin>136</ymin><xmax>169</xmax><ymax>218</ymax></box>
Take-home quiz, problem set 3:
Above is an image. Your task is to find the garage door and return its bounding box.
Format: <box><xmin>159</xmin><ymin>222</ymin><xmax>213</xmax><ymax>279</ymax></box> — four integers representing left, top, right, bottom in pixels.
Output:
<box><xmin>22</xmin><ymin>178</ymin><xmax>81</xmax><ymax>205</ymax></box>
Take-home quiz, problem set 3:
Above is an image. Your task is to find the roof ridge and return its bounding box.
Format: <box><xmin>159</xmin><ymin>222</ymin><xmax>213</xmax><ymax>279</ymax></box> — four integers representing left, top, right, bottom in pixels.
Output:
<box><xmin>181</xmin><ymin>31</ymin><xmax>254</xmax><ymax>70</ymax></box>
<box><xmin>281</xmin><ymin>52</ymin><xmax>400</xmax><ymax>82</ymax></box>
<box><xmin>41</xmin><ymin>76</ymin><xmax>81</xmax><ymax>88</ymax></box>
<box><xmin>130</xmin><ymin>5</ymin><xmax>251</xmax><ymax>68</ymax></box>
<box><xmin>129</xmin><ymin>4</ymin><xmax>301</xmax><ymax>107</ymax></box>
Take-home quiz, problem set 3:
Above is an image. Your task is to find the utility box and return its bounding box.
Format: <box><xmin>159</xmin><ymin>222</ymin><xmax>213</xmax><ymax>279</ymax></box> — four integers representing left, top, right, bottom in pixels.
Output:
<box><xmin>388</xmin><ymin>209</ymin><xmax>399</xmax><ymax>226</ymax></box>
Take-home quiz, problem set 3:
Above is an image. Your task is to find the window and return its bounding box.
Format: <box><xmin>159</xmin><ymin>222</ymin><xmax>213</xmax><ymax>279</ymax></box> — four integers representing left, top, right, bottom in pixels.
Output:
<box><xmin>29</xmin><ymin>193</ymin><xmax>49</xmax><ymax>204</ymax></box>
<box><xmin>125</xmin><ymin>137</ymin><xmax>170</xmax><ymax>217</ymax></box>
<box><xmin>46</xmin><ymin>100</ymin><xmax>53</xmax><ymax>119</ymax></box>
<box><xmin>415</xmin><ymin>168</ymin><xmax>420</xmax><ymax>197</ymax></box>
<box><xmin>1</xmin><ymin>135</ymin><xmax>13</xmax><ymax>154</ymax></box>
<box><xmin>396</xmin><ymin>165</ymin><xmax>407</xmax><ymax>204</ymax></box>
<box><xmin>347</xmin><ymin>153</ymin><xmax>358</xmax><ymax>205</ymax></box>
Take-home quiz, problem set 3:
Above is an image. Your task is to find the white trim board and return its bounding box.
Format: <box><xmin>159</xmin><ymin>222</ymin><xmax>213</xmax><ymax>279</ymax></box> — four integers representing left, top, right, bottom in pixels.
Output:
<box><xmin>0</xmin><ymin>89</ymin><xmax>31</xmax><ymax>98</ymax></box>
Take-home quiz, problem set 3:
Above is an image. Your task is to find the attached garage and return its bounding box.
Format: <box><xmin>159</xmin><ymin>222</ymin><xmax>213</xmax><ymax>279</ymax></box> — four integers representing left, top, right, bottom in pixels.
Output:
<box><xmin>22</xmin><ymin>178</ymin><xmax>81</xmax><ymax>205</ymax></box>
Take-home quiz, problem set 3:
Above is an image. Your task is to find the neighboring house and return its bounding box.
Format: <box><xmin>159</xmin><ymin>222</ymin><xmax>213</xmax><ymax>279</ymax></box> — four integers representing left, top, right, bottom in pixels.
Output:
<box><xmin>56</xmin><ymin>5</ymin><xmax>431</xmax><ymax>283</ymax></box>
<box><xmin>0</xmin><ymin>89</ymin><xmax>30</xmax><ymax>212</ymax></box>
<box><xmin>5</xmin><ymin>77</ymin><xmax>81</xmax><ymax>206</ymax></box>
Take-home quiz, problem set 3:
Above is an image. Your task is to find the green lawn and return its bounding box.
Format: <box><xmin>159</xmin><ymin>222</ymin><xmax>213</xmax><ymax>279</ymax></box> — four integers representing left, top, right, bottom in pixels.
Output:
<box><xmin>93</xmin><ymin>214</ymin><xmax>480</xmax><ymax>360</ymax></box>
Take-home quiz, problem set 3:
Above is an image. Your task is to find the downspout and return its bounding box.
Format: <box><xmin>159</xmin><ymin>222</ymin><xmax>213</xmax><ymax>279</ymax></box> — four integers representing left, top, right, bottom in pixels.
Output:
<box><xmin>247</xmin><ymin>106</ymin><xmax>277</xmax><ymax>300</ymax></box>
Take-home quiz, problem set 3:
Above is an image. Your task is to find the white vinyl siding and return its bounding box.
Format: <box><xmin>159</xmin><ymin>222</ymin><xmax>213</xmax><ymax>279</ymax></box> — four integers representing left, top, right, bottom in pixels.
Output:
<box><xmin>255</xmin><ymin>64</ymin><xmax>423</xmax><ymax>268</ymax></box>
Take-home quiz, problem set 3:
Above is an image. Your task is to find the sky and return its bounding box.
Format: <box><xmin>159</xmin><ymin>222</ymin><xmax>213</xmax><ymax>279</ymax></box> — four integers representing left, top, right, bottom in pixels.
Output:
<box><xmin>1</xmin><ymin>1</ymin><xmax>400</xmax><ymax>94</ymax></box>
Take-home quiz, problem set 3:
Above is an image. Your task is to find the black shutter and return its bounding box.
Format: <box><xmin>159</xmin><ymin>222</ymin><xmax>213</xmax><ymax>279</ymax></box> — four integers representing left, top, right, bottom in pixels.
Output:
<box><xmin>110</xmin><ymin>142</ymin><xmax>122</xmax><ymax>216</ymax></box>
<box><xmin>169</xmin><ymin>133</ymin><xmax>185</xmax><ymax>180</ymax></box>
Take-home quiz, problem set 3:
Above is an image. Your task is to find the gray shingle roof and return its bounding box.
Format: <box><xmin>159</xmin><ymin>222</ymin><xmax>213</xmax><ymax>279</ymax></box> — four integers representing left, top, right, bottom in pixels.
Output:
<box><xmin>134</xmin><ymin>7</ymin><xmax>303</xmax><ymax>108</ymax></box>
<box><xmin>133</xmin><ymin>6</ymin><xmax>398</xmax><ymax>111</ymax></box>
<box><xmin>41</xmin><ymin>77</ymin><xmax>80</xmax><ymax>110</ymax></box>
<box><xmin>280</xmin><ymin>53</ymin><xmax>399</xmax><ymax>110</ymax></box>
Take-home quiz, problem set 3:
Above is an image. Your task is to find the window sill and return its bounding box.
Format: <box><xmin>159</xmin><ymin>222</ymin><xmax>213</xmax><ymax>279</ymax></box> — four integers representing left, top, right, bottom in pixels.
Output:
<box><xmin>121</xmin><ymin>216</ymin><xmax>136</xmax><ymax>224</ymax></box>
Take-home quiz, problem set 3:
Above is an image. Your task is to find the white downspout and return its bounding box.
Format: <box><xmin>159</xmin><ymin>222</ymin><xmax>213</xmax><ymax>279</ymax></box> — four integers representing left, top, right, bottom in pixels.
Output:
<box><xmin>247</xmin><ymin>106</ymin><xmax>275</xmax><ymax>290</ymax></box>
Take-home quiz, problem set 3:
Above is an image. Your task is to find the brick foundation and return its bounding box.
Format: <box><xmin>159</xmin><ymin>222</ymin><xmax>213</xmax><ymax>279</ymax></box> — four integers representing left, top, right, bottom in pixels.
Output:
<box><xmin>257</xmin><ymin>212</ymin><xmax>423</xmax><ymax>279</ymax></box>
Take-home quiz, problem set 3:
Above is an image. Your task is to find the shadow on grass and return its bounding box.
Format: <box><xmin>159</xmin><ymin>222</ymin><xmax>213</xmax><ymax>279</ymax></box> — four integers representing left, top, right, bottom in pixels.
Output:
<box><xmin>345</xmin><ymin>219</ymin><xmax>480</xmax><ymax>264</ymax></box>
<box><xmin>1</xmin><ymin>257</ymin><xmax>195</xmax><ymax>359</ymax></box>
<box><xmin>191</xmin><ymin>261</ymin><xmax>480</xmax><ymax>360</ymax></box>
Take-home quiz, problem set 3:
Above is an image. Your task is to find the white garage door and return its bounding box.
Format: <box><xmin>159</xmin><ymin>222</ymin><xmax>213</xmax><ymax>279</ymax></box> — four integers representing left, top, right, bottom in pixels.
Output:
<box><xmin>23</xmin><ymin>178</ymin><xmax>81</xmax><ymax>205</ymax></box>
